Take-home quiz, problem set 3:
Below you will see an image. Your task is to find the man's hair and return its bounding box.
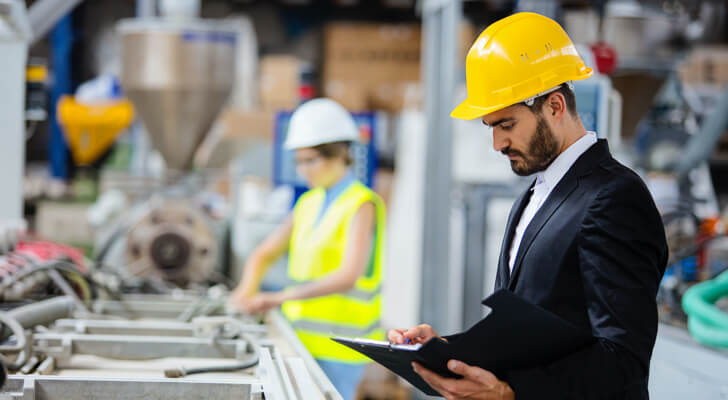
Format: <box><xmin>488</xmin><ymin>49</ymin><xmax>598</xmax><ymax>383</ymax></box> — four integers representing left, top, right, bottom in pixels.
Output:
<box><xmin>528</xmin><ymin>83</ymin><xmax>578</xmax><ymax>117</ymax></box>
<box><xmin>312</xmin><ymin>141</ymin><xmax>353</xmax><ymax>165</ymax></box>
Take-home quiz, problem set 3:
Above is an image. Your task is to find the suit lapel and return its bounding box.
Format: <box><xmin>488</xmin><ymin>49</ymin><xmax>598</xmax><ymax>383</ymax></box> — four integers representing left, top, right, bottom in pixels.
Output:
<box><xmin>497</xmin><ymin>139</ymin><xmax>612</xmax><ymax>291</ymax></box>
<box><xmin>495</xmin><ymin>182</ymin><xmax>534</xmax><ymax>290</ymax></box>
<box><xmin>508</xmin><ymin>171</ymin><xmax>579</xmax><ymax>290</ymax></box>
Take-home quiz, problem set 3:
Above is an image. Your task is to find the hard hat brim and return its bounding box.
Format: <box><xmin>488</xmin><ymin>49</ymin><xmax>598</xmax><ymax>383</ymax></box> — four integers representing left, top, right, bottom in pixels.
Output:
<box><xmin>451</xmin><ymin>68</ymin><xmax>594</xmax><ymax>121</ymax></box>
<box><xmin>450</xmin><ymin>98</ymin><xmax>504</xmax><ymax>121</ymax></box>
<box><xmin>284</xmin><ymin>135</ymin><xmax>358</xmax><ymax>150</ymax></box>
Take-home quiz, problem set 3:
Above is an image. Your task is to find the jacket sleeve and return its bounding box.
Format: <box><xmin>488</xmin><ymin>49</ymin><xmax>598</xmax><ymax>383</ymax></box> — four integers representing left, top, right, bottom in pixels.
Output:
<box><xmin>503</xmin><ymin>177</ymin><xmax>668</xmax><ymax>400</ymax></box>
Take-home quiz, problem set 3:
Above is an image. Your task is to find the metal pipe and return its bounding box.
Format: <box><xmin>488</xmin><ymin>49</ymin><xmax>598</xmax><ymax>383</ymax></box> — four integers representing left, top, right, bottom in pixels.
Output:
<box><xmin>0</xmin><ymin>311</ymin><xmax>30</xmax><ymax>370</ymax></box>
<box><xmin>135</xmin><ymin>0</ymin><xmax>156</xmax><ymax>18</ymax></box>
<box><xmin>420</xmin><ymin>0</ymin><xmax>460</xmax><ymax>334</ymax></box>
<box><xmin>7</xmin><ymin>297</ymin><xmax>74</xmax><ymax>329</ymax></box>
<box><xmin>675</xmin><ymin>87</ymin><xmax>728</xmax><ymax>176</ymax></box>
<box><xmin>47</xmin><ymin>270</ymin><xmax>89</xmax><ymax>315</ymax></box>
<box><xmin>28</xmin><ymin>0</ymin><xmax>84</xmax><ymax>45</ymax></box>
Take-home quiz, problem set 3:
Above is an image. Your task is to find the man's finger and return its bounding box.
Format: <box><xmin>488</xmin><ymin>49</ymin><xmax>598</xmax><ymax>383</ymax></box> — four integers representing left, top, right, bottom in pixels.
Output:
<box><xmin>412</xmin><ymin>362</ymin><xmax>453</xmax><ymax>396</ymax></box>
<box><xmin>448</xmin><ymin>360</ymin><xmax>498</xmax><ymax>384</ymax></box>
<box><xmin>448</xmin><ymin>360</ymin><xmax>478</xmax><ymax>379</ymax></box>
<box><xmin>404</xmin><ymin>324</ymin><xmax>434</xmax><ymax>342</ymax></box>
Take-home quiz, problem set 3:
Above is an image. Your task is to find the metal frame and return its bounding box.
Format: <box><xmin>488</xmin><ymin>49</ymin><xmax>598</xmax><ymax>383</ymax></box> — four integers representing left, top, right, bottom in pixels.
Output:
<box><xmin>48</xmin><ymin>13</ymin><xmax>73</xmax><ymax>180</ymax></box>
<box><xmin>2</xmin><ymin>296</ymin><xmax>341</xmax><ymax>400</ymax></box>
<box><xmin>53</xmin><ymin>318</ymin><xmax>267</xmax><ymax>337</ymax></box>
<box><xmin>27</xmin><ymin>0</ymin><xmax>83</xmax><ymax>44</ymax></box>
<box><xmin>90</xmin><ymin>298</ymin><xmax>224</xmax><ymax>319</ymax></box>
<box><xmin>33</xmin><ymin>332</ymin><xmax>250</xmax><ymax>361</ymax></box>
<box><xmin>0</xmin><ymin>0</ymin><xmax>30</xmax><ymax>222</ymax></box>
<box><xmin>455</xmin><ymin>184</ymin><xmax>522</xmax><ymax>329</ymax></box>
<box><xmin>419</xmin><ymin>0</ymin><xmax>461</xmax><ymax>335</ymax></box>
<box><xmin>3</xmin><ymin>375</ymin><xmax>254</xmax><ymax>400</ymax></box>
<box><xmin>268</xmin><ymin>311</ymin><xmax>342</xmax><ymax>400</ymax></box>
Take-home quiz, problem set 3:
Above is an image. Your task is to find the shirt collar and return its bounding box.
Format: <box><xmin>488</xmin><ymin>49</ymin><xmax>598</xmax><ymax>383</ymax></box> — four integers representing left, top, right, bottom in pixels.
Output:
<box><xmin>536</xmin><ymin>132</ymin><xmax>597</xmax><ymax>191</ymax></box>
<box><xmin>324</xmin><ymin>172</ymin><xmax>355</xmax><ymax>200</ymax></box>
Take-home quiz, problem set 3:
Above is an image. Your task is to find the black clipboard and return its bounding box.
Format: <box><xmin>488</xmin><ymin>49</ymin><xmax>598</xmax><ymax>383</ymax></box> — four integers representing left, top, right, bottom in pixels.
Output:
<box><xmin>332</xmin><ymin>289</ymin><xmax>594</xmax><ymax>397</ymax></box>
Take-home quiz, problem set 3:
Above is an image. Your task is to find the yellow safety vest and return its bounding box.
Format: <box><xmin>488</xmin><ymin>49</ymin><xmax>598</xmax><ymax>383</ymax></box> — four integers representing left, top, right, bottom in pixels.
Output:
<box><xmin>282</xmin><ymin>181</ymin><xmax>386</xmax><ymax>363</ymax></box>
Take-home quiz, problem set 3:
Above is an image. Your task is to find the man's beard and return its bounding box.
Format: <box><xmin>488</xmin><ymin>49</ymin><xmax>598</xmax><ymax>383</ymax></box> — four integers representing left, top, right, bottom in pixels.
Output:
<box><xmin>502</xmin><ymin>115</ymin><xmax>560</xmax><ymax>176</ymax></box>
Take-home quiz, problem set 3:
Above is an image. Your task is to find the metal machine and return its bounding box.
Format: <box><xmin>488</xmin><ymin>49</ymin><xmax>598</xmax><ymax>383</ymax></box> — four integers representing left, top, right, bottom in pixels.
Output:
<box><xmin>93</xmin><ymin>16</ymin><xmax>239</xmax><ymax>285</ymax></box>
<box><xmin>0</xmin><ymin>292</ymin><xmax>341</xmax><ymax>399</ymax></box>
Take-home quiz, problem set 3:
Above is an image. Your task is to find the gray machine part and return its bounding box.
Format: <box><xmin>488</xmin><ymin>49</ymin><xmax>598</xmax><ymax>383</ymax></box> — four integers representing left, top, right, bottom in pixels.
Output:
<box><xmin>6</xmin><ymin>297</ymin><xmax>74</xmax><ymax>330</ymax></box>
<box><xmin>1</xmin><ymin>376</ymin><xmax>253</xmax><ymax>400</ymax></box>
<box><xmin>94</xmin><ymin>193</ymin><xmax>226</xmax><ymax>287</ymax></box>
<box><xmin>452</xmin><ymin>184</ymin><xmax>523</xmax><ymax>330</ymax></box>
<box><xmin>123</xmin><ymin>199</ymin><xmax>218</xmax><ymax>284</ymax></box>
<box><xmin>33</xmin><ymin>333</ymin><xmax>250</xmax><ymax>361</ymax></box>
<box><xmin>675</xmin><ymin>87</ymin><xmax>728</xmax><ymax>177</ymax></box>
<box><xmin>1</xmin><ymin>295</ymin><xmax>342</xmax><ymax>400</ymax></box>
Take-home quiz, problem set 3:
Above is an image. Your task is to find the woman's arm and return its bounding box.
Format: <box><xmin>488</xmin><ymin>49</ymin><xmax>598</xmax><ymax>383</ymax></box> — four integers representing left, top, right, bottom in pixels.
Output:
<box><xmin>229</xmin><ymin>215</ymin><xmax>293</xmax><ymax>306</ymax></box>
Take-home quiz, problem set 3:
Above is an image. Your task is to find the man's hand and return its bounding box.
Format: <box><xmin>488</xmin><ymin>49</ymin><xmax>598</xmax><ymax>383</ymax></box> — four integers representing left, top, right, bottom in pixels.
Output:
<box><xmin>412</xmin><ymin>360</ymin><xmax>514</xmax><ymax>400</ymax></box>
<box><xmin>387</xmin><ymin>324</ymin><xmax>445</xmax><ymax>345</ymax></box>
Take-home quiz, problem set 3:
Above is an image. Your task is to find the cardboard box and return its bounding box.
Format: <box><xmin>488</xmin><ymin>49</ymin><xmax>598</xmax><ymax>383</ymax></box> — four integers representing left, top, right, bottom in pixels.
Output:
<box><xmin>259</xmin><ymin>55</ymin><xmax>301</xmax><ymax>111</ymax></box>
<box><xmin>322</xmin><ymin>21</ymin><xmax>475</xmax><ymax>112</ymax></box>
<box><xmin>324</xmin><ymin>23</ymin><xmax>422</xmax><ymax>81</ymax></box>
<box><xmin>322</xmin><ymin>23</ymin><xmax>420</xmax><ymax>112</ymax></box>
<box><xmin>220</xmin><ymin>108</ymin><xmax>276</xmax><ymax>141</ymax></box>
<box><xmin>197</xmin><ymin>108</ymin><xmax>276</xmax><ymax>169</ymax></box>
<box><xmin>679</xmin><ymin>46</ymin><xmax>728</xmax><ymax>87</ymax></box>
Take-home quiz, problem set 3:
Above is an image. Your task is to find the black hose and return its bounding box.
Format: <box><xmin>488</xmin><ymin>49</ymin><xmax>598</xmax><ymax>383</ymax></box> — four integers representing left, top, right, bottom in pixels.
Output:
<box><xmin>0</xmin><ymin>312</ymin><xmax>30</xmax><ymax>371</ymax></box>
<box><xmin>93</xmin><ymin>225</ymin><xmax>129</xmax><ymax>271</ymax></box>
<box><xmin>0</xmin><ymin>358</ymin><xmax>6</xmax><ymax>389</ymax></box>
<box><xmin>164</xmin><ymin>356</ymin><xmax>259</xmax><ymax>378</ymax></box>
<box><xmin>0</xmin><ymin>260</ymin><xmax>86</xmax><ymax>292</ymax></box>
<box><xmin>165</xmin><ymin>333</ymin><xmax>260</xmax><ymax>378</ymax></box>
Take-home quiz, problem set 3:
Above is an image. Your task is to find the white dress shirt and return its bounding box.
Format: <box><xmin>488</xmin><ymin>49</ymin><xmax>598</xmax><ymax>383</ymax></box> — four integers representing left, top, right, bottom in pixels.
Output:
<box><xmin>508</xmin><ymin>132</ymin><xmax>598</xmax><ymax>272</ymax></box>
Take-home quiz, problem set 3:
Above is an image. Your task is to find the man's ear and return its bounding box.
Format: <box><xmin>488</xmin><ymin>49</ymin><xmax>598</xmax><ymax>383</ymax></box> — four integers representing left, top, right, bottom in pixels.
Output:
<box><xmin>545</xmin><ymin>92</ymin><xmax>567</xmax><ymax>122</ymax></box>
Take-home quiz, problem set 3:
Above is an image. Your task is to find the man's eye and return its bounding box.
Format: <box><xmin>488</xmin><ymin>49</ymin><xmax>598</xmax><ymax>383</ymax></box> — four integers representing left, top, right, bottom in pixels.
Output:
<box><xmin>501</xmin><ymin>124</ymin><xmax>514</xmax><ymax>131</ymax></box>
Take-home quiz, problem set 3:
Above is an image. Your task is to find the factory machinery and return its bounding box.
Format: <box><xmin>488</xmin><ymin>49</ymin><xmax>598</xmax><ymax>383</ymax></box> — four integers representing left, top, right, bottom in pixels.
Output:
<box><xmin>0</xmin><ymin>267</ymin><xmax>340</xmax><ymax>400</ymax></box>
<box><xmin>0</xmin><ymin>3</ymin><xmax>343</xmax><ymax>398</ymax></box>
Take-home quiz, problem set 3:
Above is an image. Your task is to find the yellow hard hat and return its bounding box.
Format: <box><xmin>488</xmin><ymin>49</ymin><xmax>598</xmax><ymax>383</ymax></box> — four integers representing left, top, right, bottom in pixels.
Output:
<box><xmin>451</xmin><ymin>12</ymin><xmax>593</xmax><ymax>120</ymax></box>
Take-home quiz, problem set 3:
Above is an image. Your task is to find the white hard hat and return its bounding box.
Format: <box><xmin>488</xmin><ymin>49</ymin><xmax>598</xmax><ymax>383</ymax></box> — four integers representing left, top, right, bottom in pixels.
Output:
<box><xmin>284</xmin><ymin>98</ymin><xmax>359</xmax><ymax>150</ymax></box>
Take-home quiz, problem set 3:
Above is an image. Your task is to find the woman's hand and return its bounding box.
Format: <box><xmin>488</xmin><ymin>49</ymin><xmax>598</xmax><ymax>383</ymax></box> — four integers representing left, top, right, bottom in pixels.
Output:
<box><xmin>240</xmin><ymin>291</ymin><xmax>286</xmax><ymax>314</ymax></box>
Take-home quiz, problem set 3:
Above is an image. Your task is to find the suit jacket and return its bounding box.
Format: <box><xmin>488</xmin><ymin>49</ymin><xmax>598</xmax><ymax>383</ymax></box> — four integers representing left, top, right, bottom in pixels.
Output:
<box><xmin>477</xmin><ymin>140</ymin><xmax>667</xmax><ymax>399</ymax></box>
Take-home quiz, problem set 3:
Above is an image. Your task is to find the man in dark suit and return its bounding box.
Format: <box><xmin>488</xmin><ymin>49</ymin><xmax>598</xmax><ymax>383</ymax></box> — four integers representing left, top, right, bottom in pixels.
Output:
<box><xmin>388</xmin><ymin>12</ymin><xmax>668</xmax><ymax>400</ymax></box>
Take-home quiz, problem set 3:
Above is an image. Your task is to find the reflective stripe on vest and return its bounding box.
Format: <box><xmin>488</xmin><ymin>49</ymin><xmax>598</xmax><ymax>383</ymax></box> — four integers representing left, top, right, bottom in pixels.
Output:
<box><xmin>291</xmin><ymin>319</ymin><xmax>382</xmax><ymax>338</ymax></box>
<box><xmin>283</xmin><ymin>181</ymin><xmax>386</xmax><ymax>363</ymax></box>
<box><xmin>279</xmin><ymin>277</ymin><xmax>383</xmax><ymax>302</ymax></box>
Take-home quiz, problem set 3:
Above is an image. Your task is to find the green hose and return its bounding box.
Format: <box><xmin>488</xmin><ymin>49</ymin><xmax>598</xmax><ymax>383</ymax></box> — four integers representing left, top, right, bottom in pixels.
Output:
<box><xmin>681</xmin><ymin>269</ymin><xmax>728</xmax><ymax>348</ymax></box>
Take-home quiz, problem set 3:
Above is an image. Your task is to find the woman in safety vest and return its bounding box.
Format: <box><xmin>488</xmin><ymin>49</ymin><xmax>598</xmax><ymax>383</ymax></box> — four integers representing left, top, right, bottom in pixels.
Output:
<box><xmin>230</xmin><ymin>98</ymin><xmax>386</xmax><ymax>400</ymax></box>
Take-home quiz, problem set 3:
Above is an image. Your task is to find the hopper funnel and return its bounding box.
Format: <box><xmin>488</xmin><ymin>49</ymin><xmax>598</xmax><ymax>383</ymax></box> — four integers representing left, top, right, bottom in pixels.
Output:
<box><xmin>119</xmin><ymin>19</ymin><xmax>236</xmax><ymax>171</ymax></box>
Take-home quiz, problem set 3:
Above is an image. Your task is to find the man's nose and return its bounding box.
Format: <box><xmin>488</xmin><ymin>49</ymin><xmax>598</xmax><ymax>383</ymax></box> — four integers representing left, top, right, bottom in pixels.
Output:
<box><xmin>492</xmin><ymin>130</ymin><xmax>509</xmax><ymax>152</ymax></box>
